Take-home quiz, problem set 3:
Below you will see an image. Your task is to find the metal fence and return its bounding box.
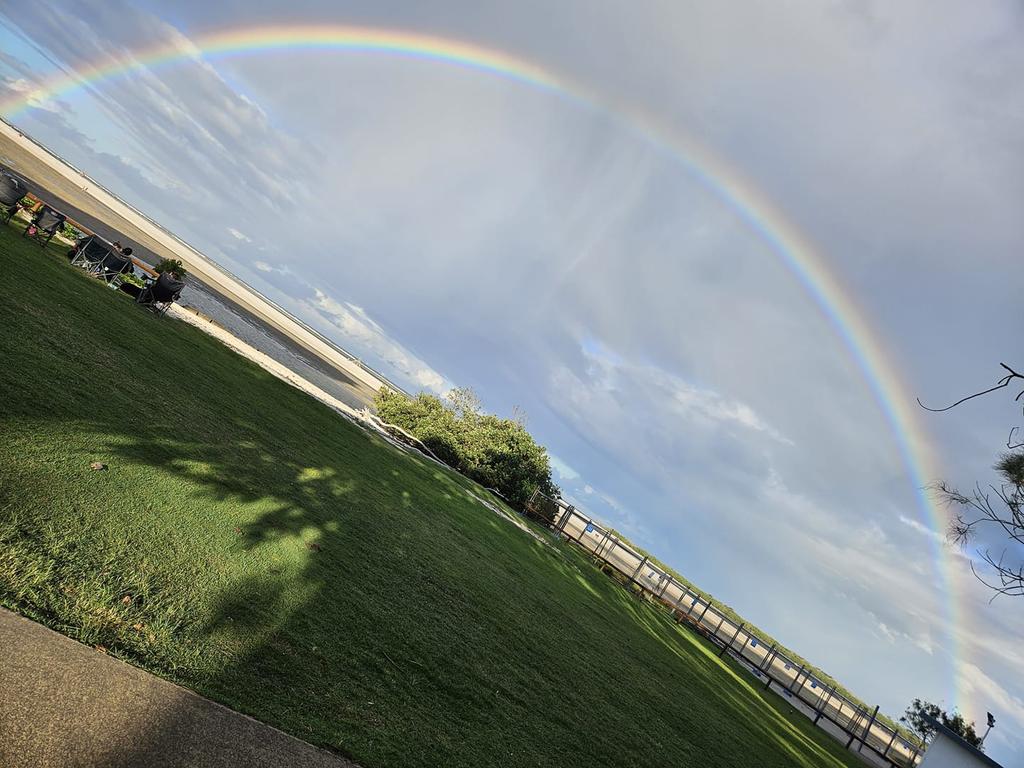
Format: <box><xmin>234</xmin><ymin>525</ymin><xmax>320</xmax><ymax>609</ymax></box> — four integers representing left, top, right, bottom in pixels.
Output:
<box><xmin>525</xmin><ymin>489</ymin><xmax>923</xmax><ymax>768</ymax></box>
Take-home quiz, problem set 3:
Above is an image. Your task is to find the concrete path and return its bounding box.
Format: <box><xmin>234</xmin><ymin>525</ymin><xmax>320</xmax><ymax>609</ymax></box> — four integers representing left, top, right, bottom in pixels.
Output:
<box><xmin>0</xmin><ymin>608</ymin><xmax>358</xmax><ymax>768</ymax></box>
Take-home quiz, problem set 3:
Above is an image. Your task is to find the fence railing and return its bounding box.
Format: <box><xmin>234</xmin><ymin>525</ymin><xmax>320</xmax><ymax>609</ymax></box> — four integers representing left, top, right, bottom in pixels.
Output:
<box><xmin>525</xmin><ymin>489</ymin><xmax>922</xmax><ymax>768</ymax></box>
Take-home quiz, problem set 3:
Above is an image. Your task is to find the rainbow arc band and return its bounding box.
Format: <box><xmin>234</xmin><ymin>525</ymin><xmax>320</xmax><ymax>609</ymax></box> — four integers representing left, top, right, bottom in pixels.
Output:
<box><xmin>0</xmin><ymin>23</ymin><xmax>964</xmax><ymax>705</ymax></box>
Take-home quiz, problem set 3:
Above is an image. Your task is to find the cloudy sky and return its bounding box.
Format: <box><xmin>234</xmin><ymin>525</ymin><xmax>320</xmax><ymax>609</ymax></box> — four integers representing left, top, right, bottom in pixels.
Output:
<box><xmin>2</xmin><ymin>1</ymin><xmax>1022</xmax><ymax>759</ymax></box>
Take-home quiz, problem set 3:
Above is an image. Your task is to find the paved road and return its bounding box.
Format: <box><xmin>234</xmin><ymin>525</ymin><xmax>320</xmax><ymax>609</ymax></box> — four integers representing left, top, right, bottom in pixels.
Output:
<box><xmin>0</xmin><ymin>609</ymin><xmax>359</xmax><ymax>768</ymax></box>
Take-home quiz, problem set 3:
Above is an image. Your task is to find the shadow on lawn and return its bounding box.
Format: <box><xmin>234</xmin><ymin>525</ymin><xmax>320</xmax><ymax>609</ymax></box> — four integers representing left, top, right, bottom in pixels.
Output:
<box><xmin>68</xmin><ymin>416</ymin><xmax>845</xmax><ymax>768</ymax></box>
<box><xmin>70</xmin><ymin>416</ymin><xmax>843</xmax><ymax>768</ymax></box>
<box><xmin>80</xmin><ymin>420</ymin><xmax>391</xmax><ymax>766</ymax></box>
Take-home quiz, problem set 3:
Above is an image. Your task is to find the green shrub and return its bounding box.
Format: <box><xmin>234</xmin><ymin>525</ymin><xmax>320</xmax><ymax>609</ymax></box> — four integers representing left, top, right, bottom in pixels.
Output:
<box><xmin>154</xmin><ymin>258</ymin><xmax>187</xmax><ymax>278</ymax></box>
<box><xmin>119</xmin><ymin>272</ymin><xmax>144</xmax><ymax>287</ymax></box>
<box><xmin>374</xmin><ymin>387</ymin><xmax>557</xmax><ymax>507</ymax></box>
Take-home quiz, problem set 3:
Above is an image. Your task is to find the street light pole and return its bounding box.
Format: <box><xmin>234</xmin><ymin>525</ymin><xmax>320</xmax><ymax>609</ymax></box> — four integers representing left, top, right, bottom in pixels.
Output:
<box><xmin>979</xmin><ymin>712</ymin><xmax>996</xmax><ymax>747</ymax></box>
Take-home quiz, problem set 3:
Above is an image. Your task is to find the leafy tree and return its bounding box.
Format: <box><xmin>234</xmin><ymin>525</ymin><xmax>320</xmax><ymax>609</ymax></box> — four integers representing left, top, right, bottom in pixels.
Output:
<box><xmin>375</xmin><ymin>389</ymin><xmax>463</xmax><ymax>467</ymax></box>
<box><xmin>900</xmin><ymin>698</ymin><xmax>982</xmax><ymax>750</ymax></box>
<box><xmin>373</xmin><ymin>387</ymin><xmax>557</xmax><ymax>507</ymax></box>
<box><xmin>447</xmin><ymin>387</ymin><xmax>482</xmax><ymax>421</ymax></box>
<box><xmin>921</xmin><ymin>363</ymin><xmax>1024</xmax><ymax>598</ymax></box>
<box><xmin>154</xmin><ymin>258</ymin><xmax>187</xmax><ymax>277</ymax></box>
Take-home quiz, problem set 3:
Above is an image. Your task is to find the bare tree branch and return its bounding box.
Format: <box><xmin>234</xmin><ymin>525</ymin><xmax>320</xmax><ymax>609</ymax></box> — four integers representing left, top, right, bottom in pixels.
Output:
<box><xmin>917</xmin><ymin>363</ymin><xmax>1024</xmax><ymax>412</ymax></box>
<box><xmin>923</xmin><ymin>367</ymin><xmax>1024</xmax><ymax>599</ymax></box>
<box><xmin>1007</xmin><ymin>427</ymin><xmax>1024</xmax><ymax>450</ymax></box>
<box><xmin>937</xmin><ymin>477</ymin><xmax>1024</xmax><ymax>600</ymax></box>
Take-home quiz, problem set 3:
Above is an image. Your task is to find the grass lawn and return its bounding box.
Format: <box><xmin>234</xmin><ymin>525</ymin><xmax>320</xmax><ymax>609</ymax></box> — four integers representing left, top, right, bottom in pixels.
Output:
<box><xmin>0</xmin><ymin>222</ymin><xmax>861</xmax><ymax>768</ymax></box>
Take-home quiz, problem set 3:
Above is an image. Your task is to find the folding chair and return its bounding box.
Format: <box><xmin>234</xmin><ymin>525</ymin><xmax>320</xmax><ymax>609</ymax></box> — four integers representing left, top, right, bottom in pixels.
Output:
<box><xmin>93</xmin><ymin>250</ymin><xmax>133</xmax><ymax>286</ymax></box>
<box><xmin>22</xmin><ymin>205</ymin><xmax>66</xmax><ymax>246</ymax></box>
<box><xmin>0</xmin><ymin>172</ymin><xmax>24</xmax><ymax>225</ymax></box>
<box><xmin>70</xmin><ymin>235</ymin><xmax>112</xmax><ymax>272</ymax></box>
<box><xmin>136</xmin><ymin>271</ymin><xmax>185</xmax><ymax>316</ymax></box>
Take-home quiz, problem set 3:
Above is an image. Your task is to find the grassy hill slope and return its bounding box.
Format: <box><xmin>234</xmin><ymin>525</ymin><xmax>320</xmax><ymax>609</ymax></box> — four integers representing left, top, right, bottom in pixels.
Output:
<box><xmin>0</xmin><ymin>223</ymin><xmax>860</xmax><ymax>768</ymax></box>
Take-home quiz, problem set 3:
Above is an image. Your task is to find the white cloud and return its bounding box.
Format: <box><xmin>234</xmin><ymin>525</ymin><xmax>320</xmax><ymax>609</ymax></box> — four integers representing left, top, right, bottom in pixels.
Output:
<box><xmin>547</xmin><ymin>339</ymin><xmax>791</xmax><ymax>493</ymax></box>
<box><xmin>411</xmin><ymin>366</ymin><xmax>446</xmax><ymax>393</ymax></box>
<box><xmin>304</xmin><ymin>288</ymin><xmax>451</xmax><ymax>395</ymax></box>
<box><xmin>548</xmin><ymin>453</ymin><xmax>580</xmax><ymax>481</ymax></box>
<box><xmin>899</xmin><ymin>514</ymin><xmax>945</xmax><ymax>542</ymax></box>
<box><xmin>227</xmin><ymin>227</ymin><xmax>251</xmax><ymax>242</ymax></box>
<box><xmin>670</xmin><ymin>381</ymin><xmax>794</xmax><ymax>445</ymax></box>
<box><xmin>898</xmin><ymin>514</ymin><xmax>977</xmax><ymax>566</ymax></box>
<box><xmin>873</xmin><ymin>619</ymin><xmax>933</xmax><ymax>655</ymax></box>
<box><xmin>914</xmin><ymin>636</ymin><xmax>935</xmax><ymax>657</ymax></box>
<box><xmin>250</xmin><ymin>260</ymin><xmax>295</xmax><ymax>277</ymax></box>
<box><xmin>0</xmin><ymin>0</ymin><xmax>315</xmax><ymax>219</ymax></box>
<box><xmin>957</xmin><ymin>662</ymin><xmax>1024</xmax><ymax>750</ymax></box>
<box><xmin>877</xmin><ymin>621</ymin><xmax>898</xmax><ymax>644</ymax></box>
<box><xmin>3</xmin><ymin>77</ymin><xmax>59</xmax><ymax>112</ymax></box>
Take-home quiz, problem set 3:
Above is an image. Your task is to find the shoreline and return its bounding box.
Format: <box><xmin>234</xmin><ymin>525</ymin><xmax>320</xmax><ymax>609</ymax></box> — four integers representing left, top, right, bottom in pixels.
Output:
<box><xmin>167</xmin><ymin>303</ymin><xmax>368</xmax><ymax>424</ymax></box>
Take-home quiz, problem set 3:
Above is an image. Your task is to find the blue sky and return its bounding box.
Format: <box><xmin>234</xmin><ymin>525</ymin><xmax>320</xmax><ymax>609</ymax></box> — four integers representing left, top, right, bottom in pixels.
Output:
<box><xmin>2</xmin><ymin>1</ymin><xmax>1023</xmax><ymax>759</ymax></box>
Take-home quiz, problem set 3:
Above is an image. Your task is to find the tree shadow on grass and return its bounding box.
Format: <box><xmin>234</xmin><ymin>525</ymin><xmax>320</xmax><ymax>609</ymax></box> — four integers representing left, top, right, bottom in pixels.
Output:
<box><xmin>8</xmin><ymin>409</ymin><xmax>861</xmax><ymax>768</ymax></box>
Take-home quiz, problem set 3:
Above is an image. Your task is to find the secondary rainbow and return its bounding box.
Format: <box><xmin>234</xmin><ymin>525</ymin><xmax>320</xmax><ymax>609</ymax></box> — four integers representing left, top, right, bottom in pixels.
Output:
<box><xmin>0</xmin><ymin>23</ymin><xmax>968</xmax><ymax>707</ymax></box>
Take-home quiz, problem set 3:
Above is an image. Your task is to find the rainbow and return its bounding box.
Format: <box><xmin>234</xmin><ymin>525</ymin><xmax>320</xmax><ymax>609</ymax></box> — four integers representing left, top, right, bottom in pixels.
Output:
<box><xmin>0</xmin><ymin>24</ymin><xmax>966</xmax><ymax>706</ymax></box>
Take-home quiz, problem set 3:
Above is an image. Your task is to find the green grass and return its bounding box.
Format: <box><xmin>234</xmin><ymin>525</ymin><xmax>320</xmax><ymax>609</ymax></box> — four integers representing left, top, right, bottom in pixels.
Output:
<box><xmin>611</xmin><ymin>533</ymin><xmax>911</xmax><ymax>739</ymax></box>
<box><xmin>0</xmin><ymin>222</ymin><xmax>862</xmax><ymax>768</ymax></box>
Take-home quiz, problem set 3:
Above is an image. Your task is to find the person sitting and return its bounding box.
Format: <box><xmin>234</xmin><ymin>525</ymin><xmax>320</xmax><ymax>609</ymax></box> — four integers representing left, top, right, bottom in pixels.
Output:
<box><xmin>137</xmin><ymin>269</ymin><xmax>186</xmax><ymax>315</ymax></box>
<box><xmin>156</xmin><ymin>269</ymin><xmax>184</xmax><ymax>294</ymax></box>
<box><xmin>68</xmin><ymin>234</ymin><xmax>90</xmax><ymax>261</ymax></box>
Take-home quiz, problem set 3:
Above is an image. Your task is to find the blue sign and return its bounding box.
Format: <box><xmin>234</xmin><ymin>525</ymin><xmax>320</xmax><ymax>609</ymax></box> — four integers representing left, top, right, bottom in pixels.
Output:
<box><xmin>750</xmin><ymin>638</ymin><xmax>758</xmax><ymax>647</ymax></box>
<box><xmin>810</xmin><ymin>681</ymin><xmax>817</xmax><ymax>689</ymax></box>
<box><xmin>585</xmin><ymin>523</ymin><xmax>595</xmax><ymax>534</ymax></box>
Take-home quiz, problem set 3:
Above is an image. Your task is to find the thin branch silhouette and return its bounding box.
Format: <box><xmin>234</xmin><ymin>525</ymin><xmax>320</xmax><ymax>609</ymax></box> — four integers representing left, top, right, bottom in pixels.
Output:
<box><xmin>924</xmin><ymin>363</ymin><xmax>1024</xmax><ymax>600</ymax></box>
<box><xmin>1007</xmin><ymin>427</ymin><xmax>1024</xmax><ymax>451</ymax></box>
<box><xmin>917</xmin><ymin>363</ymin><xmax>1024</xmax><ymax>412</ymax></box>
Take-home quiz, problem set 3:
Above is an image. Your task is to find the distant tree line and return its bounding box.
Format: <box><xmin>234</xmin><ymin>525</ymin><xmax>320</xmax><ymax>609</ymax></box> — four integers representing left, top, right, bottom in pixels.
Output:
<box><xmin>374</xmin><ymin>387</ymin><xmax>558</xmax><ymax>507</ymax></box>
<box><xmin>901</xmin><ymin>698</ymin><xmax>984</xmax><ymax>750</ymax></box>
